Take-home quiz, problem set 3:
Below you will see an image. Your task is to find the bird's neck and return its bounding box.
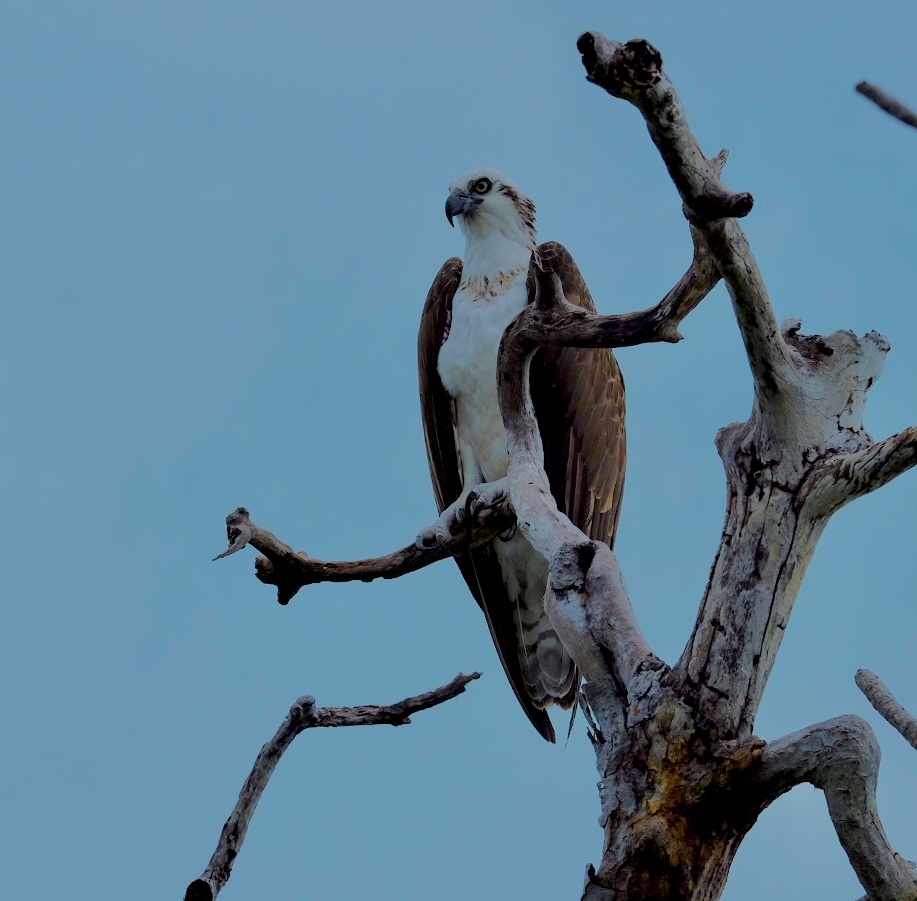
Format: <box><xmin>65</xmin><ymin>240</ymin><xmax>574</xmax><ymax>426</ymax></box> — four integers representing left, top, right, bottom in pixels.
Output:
<box><xmin>461</xmin><ymin>225</ymin><xmax>535</xmax><ymax>298</ymax></box>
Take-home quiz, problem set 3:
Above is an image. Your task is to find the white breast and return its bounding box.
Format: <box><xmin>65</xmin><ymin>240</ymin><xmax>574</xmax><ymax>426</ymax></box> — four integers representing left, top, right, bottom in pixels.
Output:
<box><xmin>437</xmin><ymin>273</ymin><xmax>529</xmax><ymax>483</ymax></box>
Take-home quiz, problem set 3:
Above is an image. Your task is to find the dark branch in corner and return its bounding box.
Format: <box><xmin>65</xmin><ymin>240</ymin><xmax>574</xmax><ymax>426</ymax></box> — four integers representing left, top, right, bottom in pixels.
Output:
<box><xmin>856</xmin><ymin>82</ymin><xmax>917</xmax><ymax>130</ymax></box>
<box><xmin>184</xmin><ymin>673</ymin><xmax>481</xmax><ymax>901</ymax></box>
<box><xmin>213</xmin><ymin>505</ymin><xmax>515</xmax><ymax>605</ymax></box>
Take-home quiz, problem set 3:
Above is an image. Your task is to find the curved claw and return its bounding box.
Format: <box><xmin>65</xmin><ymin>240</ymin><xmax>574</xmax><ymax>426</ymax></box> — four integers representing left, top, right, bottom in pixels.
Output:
<box><xmin>416</xmin><ymin>481</ymin><xmax>508</xmax><ymax>552</ymax></box>
<box><xmin>414</xmin><ymin>518</ymin><xmax>456</xmax><ymax>551</ymax></box>
<box><xmin>471</xmin><ymin>493</ymin><xmax>507</xmax><ymax>519</ymax></box>
<box><xmin>456</xmin><ymin>491</ymin><xmax>478</xmax><ymax>526</ymax></box>
<box><xmin>469</xmin><ymin>482</ymin><xmax>509</xmax><ymax>520</ymax></box>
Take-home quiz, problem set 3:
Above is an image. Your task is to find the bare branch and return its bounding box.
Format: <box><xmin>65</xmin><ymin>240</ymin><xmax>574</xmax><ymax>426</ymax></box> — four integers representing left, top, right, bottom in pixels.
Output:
<box><xmin>574</xmin><ymin>38</ymin><xmax>908</xmax><ymax>745</ymax></box>
<box><xmin>698</xmin><ymin>220</ymin><xmax>796</xmax><ymax>406</ymax></box>
<box><xmin>856</xmin><ymin>669</ymin><xmax>917</xmax><ymax>751</ymax></box>
<box><xmin>199</xmin><ymin>32</ymin><xmax>916</xmax><ymax>898</ymax></box>
<box><xmin>185</xmin><ymin>673</ymin><xmax>481</xmax><ymax>901</ymax></box>
<box><xmin>805</xmin><ymin>427</ymin><xmax>917</xmax><ymax>516</ymax></box>
<box><xmin>214</xmin><ymin>505</ymin><xmax>515</xmax><ymax>605</ymax></box>
<box><xmin>750</xmin><ymin>716</ymin><xmax>917</xmax><ymax>901</ymax></box>
<box><xmin>578</xmin><ymin>33</ymin><xmax>798</xmax><ymax>416</ymax></box>
<box><xmin>856</xmin><ymin>862</ymin><xmax>917</xmax><ymax>901</ymax></box>
<box><xmin>856</xmin><ymin>81</ymin><xmax>917</xmax><ymax>129</ymax></box>
<box><xmin>497</xmin><ymin>254</ymin><xmax>708</xmax><ymax>690</ymax></box>
<box><xmin>576</xmin><ymin>34</ymin><xmax>752</xmax><ymax>220</ymax></box>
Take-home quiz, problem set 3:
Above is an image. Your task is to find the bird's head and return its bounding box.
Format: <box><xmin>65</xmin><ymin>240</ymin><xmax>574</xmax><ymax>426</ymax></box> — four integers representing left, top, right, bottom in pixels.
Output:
<box><xmin>445</xmin><ymin>168</ymin><xmax>537</xmax><ymax>252</ymax></box>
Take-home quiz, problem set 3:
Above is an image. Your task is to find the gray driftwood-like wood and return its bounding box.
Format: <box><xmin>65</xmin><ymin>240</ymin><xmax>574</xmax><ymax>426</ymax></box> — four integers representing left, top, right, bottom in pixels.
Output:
<box><xmin>185</xmin><ymin>673</ymin><xmax>480</xmax><ymax>901</ymax></box>
<box><xmin>856</xmin><ymin>669</ymin><xmax>917</xmax><ymax>751</ymax></box>
<box><xmin>202</xmin><ymin>35</ymin><xmax>917</xmax><ymax>901</ymax></box>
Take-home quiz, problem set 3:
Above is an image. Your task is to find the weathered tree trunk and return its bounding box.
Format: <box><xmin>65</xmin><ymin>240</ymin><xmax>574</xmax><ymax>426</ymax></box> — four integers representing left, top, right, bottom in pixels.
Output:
<box><xmin>490</xmin><ymin>34</ymin><xmax>916</xmax><ymax>900</ymax></box>
<box><xmin>196</xmin><ymin>34</ymin><xmax>917</xmax><ymax>901</ymax></box>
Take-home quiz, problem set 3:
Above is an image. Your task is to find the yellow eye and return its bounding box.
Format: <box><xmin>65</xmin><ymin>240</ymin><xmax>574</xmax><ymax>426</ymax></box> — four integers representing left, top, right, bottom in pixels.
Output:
<box><xmin>472</xmin><ymin>177</ymin><xmax>492</xmax><ymax>195</ymax></box>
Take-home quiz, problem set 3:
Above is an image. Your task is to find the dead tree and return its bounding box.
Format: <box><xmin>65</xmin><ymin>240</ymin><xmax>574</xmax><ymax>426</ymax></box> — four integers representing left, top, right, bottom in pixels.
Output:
<box><xmin>189</xmin><ymin>35</ymin><xmax>917</xmax><ymax>901</ymax></box>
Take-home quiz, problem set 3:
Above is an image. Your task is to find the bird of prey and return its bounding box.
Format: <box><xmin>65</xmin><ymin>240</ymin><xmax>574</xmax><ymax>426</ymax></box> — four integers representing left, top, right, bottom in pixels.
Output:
<box><xmin>417</xmin><ymin>169</ymin><xmax>627</xmax><ymax>742</ymax></box>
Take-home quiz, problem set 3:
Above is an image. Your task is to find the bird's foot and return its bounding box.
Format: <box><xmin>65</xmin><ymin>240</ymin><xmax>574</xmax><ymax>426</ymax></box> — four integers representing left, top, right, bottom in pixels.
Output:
<box><xmin>415</xmin><ymin>479</ymin><xmax>509</xmax><ymax>550</ymax></box>
<box><xmin>416</xmin><ymin>500</ymin><xmax>465</xmax><ymax>550</ymax></box>
<box><xmin>464</xmin><ymin>478</ymin><xmax>509</xmax><ymax>520</ymax></box>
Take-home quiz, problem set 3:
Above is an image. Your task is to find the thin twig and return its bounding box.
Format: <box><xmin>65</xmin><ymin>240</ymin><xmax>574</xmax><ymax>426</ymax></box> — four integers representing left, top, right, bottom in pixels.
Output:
<box><xmin>185</xmin><ymin>673</ymin><xmax>481</xmax><ymax>901</ymax></box>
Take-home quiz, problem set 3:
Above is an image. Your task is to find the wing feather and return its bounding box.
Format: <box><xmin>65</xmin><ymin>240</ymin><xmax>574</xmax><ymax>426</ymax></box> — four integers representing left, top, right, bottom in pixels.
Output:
<box><xmin>419</xmin><ymin>259</ymin><xmax>558</xmax><ymax>741</ymax></box>
<box><xmin>418</xmin><ymin>243</ymin><xmax>626</xmax><ymax>743</ymax></box>
<box><xmin>530</xmin><ymin>242</ymin><xmax>626</xmax><ymax>549</ymax></box>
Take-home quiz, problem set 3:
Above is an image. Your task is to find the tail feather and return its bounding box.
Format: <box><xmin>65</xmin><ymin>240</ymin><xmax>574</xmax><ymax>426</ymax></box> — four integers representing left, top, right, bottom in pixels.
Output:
<box><xmin>495</xmin><ymin>533</ymin><xmax>578</xmax><ymax>713</ymax></box>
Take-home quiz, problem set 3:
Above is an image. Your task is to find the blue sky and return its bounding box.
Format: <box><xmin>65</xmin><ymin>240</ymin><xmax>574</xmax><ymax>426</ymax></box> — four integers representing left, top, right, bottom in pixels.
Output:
<box><xmin>0</xmin><ymin>2</ymin><xmax>914</xmax><ymax>898</ymax></box>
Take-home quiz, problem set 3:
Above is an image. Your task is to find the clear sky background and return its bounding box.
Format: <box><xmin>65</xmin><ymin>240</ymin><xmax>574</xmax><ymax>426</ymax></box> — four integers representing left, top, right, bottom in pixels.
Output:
<box><xmin>1</xmin><ymin>2</ymin><xmax>914</xmax><ymax>898</ymax></box>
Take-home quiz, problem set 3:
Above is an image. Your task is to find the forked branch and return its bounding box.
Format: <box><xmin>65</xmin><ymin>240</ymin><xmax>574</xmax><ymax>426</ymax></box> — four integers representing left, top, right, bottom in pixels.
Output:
<box><xmin>562</xmin><ymin>33</ymin><xmax>916</xmax><ymax>897</ymax></box>
<box><xmin>749</xmin><ymin>717</ymin><xmax>917</xmax><ymax>901</ymax></box>
<box><xmin>185</xmin><ymin>673</ymin><xmax>481</xmax><ymax>901</ymax></box>
<box><xmin>203</xmin><ymin>32</ymin><xmax>916</xmax><ymax>901</ymax></box>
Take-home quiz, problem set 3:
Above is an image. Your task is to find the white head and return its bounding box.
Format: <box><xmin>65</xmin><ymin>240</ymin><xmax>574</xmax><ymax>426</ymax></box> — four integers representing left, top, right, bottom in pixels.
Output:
<box><xmin>445</xmin><ymin>168</ymin><xmax>537</xmax><ymax>284</ymax></box>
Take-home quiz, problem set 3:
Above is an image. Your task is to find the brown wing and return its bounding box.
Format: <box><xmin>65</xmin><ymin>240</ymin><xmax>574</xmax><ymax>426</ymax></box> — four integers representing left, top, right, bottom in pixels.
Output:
<box><xmin>528</xmin><ymin>242</ymin><xmax>626</xmax><ymax>550</ymax></box>
<box><xmin>418</xmin><ymin>258</ymin><xmax>464</xmax><ymax>514</ymax></box>
<box><xmin>419</xmin><ymin>258</ymin><xmax>558</xmax><ymax>741</ymax></box>
<box><xmin>418</xmin><ymin>246</ymin><xmax>627</xmax><ymax>742</ymax></box>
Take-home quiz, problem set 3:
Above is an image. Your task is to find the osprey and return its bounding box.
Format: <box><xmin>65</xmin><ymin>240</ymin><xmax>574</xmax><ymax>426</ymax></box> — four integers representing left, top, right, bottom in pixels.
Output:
<box><xmin>418</xmin><ymin>169</ymin><xmax>626</xmax><ymax>742</ymax></box>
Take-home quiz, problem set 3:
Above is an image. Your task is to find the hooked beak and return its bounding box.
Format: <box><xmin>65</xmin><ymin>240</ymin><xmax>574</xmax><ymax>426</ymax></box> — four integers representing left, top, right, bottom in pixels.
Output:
<box><xmin>445</xmin><ymin>190</ymin><xmax>476</xmax><ymax>227</ymax></box>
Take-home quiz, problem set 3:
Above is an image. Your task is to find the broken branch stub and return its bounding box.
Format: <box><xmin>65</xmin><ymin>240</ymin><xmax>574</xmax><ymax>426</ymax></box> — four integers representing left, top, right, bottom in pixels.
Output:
<box><xmin>856</xmin><ymin>669</ymin><xmax>917</xmax><ymax>751</ymax></box>
<box><xmin>855</xmin><ymin>81</ymin><xmax>917</xmax><ymax>129</ymax></box>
